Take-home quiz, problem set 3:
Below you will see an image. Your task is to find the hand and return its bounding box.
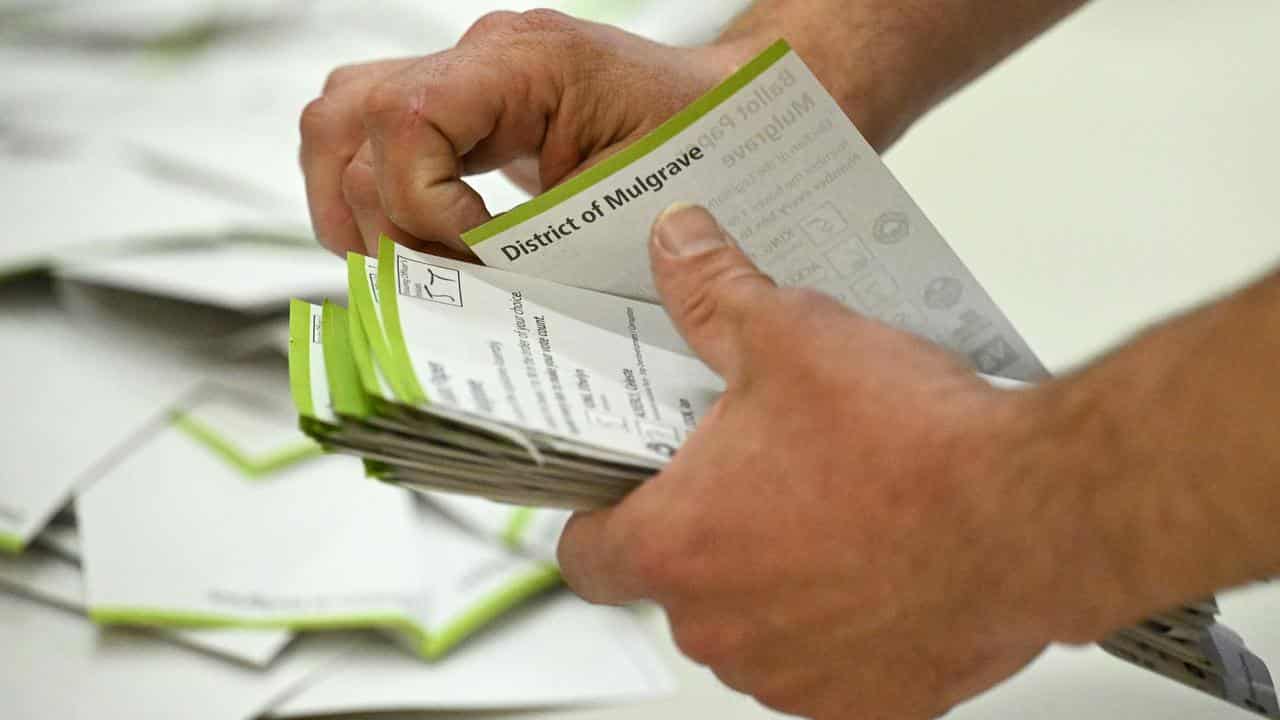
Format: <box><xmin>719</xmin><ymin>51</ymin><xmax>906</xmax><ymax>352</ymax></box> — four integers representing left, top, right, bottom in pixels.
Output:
<box><xmin>299</xmin><ymin>10</ymin><xmax>755</xmax><ymax>258</ymax></box>
<box><xmin>557</xmin><ymin>205</ymin><xmax>1114</xmax><ymax>719</ymax></box>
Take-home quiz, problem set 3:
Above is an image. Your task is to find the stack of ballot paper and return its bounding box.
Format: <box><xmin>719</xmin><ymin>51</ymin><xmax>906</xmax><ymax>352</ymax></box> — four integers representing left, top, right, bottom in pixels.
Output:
<box><xmin>285</xmin><ymin>40</ymin><xmax>1278</xmax><ymax>717</ymax></box>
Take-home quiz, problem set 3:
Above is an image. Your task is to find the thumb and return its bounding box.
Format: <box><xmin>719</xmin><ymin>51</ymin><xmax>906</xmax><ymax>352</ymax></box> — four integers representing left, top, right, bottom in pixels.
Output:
<box><xmin>650</xmin><ymin>203</ymin><xmax>776</xmax><ymax>381</ymax></box>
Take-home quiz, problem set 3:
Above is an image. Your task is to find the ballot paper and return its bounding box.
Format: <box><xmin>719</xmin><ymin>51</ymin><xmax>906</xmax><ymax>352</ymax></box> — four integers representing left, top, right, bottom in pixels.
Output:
<box><xmin>462</xmin><ymin>39</ymin><xmax>1047</xmax><ymax>382</ymax></box>
<box><xmin>0</xmin><ymin>154</ymin><xmax>279</xmax><ymax>279</ymax></box>
<box><xmin>0</xmin><ymin>543</ymin><xmax>292</xmax><ymax>668</ymax></box>
<box><xmin>1099</xmin><ymin>599</ymin><xmax>1278</xmax><ymax>717</ymax></box>
<box><xmin>0</xmin><ymin>283</ymin><xmax>213</xmax><ymax>552</ymax></box>
<box><xmin>0</xmin><ymin>589</ymin><xmax>349</xmax><ymax>720</ymax></box>
<box><xmin>34</xmin><ymin>519</ymin><xmax>81</xmax><ymax>561</ymax></box>
<box><xmin>427</xmin><ymin>494</ymin><xmax>570</xmax><ymax>562</ymax></box>
<box><xmin>269</xmin><ymin>592</ymin><xmax>673</xmax><ymax>716</ymax></box>
<box><xmin>78</xmin><ymin>387</ymin><xmax>560</xmax><ymax>659</ymax></box>
<box><xmin>55</xmin><ymin>234</ymin><xmax>341</xmax><ymax>313</ymax></box>
<box><xmin>288</xmin><ymin>246</ymin><xmax>722</xmax><ymax>510</ymax></box>
<box><xmin>13</xmin><ymin>0</ymin><xmax>300</xmax><ymax>44</ymax></box>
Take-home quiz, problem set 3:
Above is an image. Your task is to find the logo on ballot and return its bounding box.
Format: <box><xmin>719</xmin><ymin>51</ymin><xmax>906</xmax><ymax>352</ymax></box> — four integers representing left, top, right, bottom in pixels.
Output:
<box><xmin>397</xmin><ymin>256</ymin><xmax>464</xmax><ymax>307</ymax></box>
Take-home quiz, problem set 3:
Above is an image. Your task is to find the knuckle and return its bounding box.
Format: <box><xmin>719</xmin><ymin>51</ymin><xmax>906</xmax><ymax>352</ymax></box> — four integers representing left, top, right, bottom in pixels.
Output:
<box><xmin>672</xmin><ymin>618</ymin><xmax>749</xmax><ymax>666</ymax></box>
<box><xmin>339</xmin><ymin>159</ymin><xmax>377</xmax><ymax>209</ymax></box>
<box><xmin>513</xmin><ymin>8</ymin><xmax>572</xmax><ymax>33</ymax></box>
<box><xmin>776</xmin><ymin>285</ymin><xmax>829</xmax><ymax>308</ymax></box>
<box><xmin>362</xmin><ymin>75</ymin><xmax>441</xmax><ymax>141</ymax></box>
<box><xmin>379</xmin><ymin>183</ymin><xmax>415</xmax><ymax>226</ymax></box>
<box><xmin>630</xmin><ymin>532</ymin><xmax>677</xmax><ymax>591</ymax></box>
<box><xmin>772</xmin><ymin>287</ymin><xmax>842</xmax><ymax>328</ymax></box>
<box><xmin>680</xmin><ymin>251</ymin><xmax>770</xmax><ymax>328</ymax></box>
<box><xmin>746</xmin><ymin>286</ymin><xmax>830</xmax><ymax>347</ymax></box>
<box><xmin>513</xmin><ymin>9</ymin><xmax>590</xmax><ymax>54</ymax></box>
<box><xmin>299</xmin><ymin>97</ymin><xmax>336</xmax><ymax>145</ymax></box>
<box><xmin>676</xmin><ymin>277</ymin><xmax>726</xmax><ymax>338</ymax></box>
<box><xmin>753</xmin><ymin>681</ymin><xmax>810</xmax><ymax>716</ymax></box>
<box><xmin>321</xmin><ymin>65</ymin><xmax>359</xmax><ymax>95</ymax></box>
<box><xmin>463</xmin><ymin>10</ymin><xmax>520</xmax><ymax>40</ymax></box>
<box><xmin>383</xmin><ymin>181</ymin><xmax>449</xmax><ymax>233</ymax></box>
<box><xmin>361</xmin><ymin>78</ymin><xmax>406</xmax><ymax>121</ymax></box>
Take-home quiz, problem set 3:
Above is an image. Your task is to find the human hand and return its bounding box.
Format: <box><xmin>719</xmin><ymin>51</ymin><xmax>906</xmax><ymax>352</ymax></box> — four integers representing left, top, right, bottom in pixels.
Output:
<box><xmin>299</xmin><ymin>10</ymin><xmax>760</xmax><ymax>259</ymax></box>
<box><xmin>556</xmin><ymin>205</ymin><xmax>1128</xmax><ymax>719</ymax></box>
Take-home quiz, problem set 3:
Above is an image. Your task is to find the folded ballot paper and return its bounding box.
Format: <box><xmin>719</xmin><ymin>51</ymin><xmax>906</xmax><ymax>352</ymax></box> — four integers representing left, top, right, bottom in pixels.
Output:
<box><xmin>78</xmin><ymin>385</ymin><xmax>561</xmax><ymax>660</ymax></box>
<box><xmin>286</xmin><ymin>40</ymin><xmax>1276</xmax><ymax>716</ymax></box>
<box><xmin>0</xmin><ymin>543</ymin><xmax>293</xmax><ymax>668</ymax></box>
<box><xmin>1</xmin><ymin>542</ymin><xmax>672</xmax><ymax>718</ymax></box>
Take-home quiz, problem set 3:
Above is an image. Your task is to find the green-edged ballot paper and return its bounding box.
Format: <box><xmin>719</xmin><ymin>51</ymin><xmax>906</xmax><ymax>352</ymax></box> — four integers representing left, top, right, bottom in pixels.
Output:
<box><xmin>286</xmin><ymin>41</ymin><xmax>1277</xmax><ymax>716</ymax></box>
<box><xmin>289</xmin><ymin>245</ymin><xmax>721</xmax><ymax>510</ymax></box>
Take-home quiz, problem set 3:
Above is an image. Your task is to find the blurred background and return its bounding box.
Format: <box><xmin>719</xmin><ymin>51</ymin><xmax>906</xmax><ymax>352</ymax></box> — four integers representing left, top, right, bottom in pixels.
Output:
<box><xmin>1</xmin><ymin>1</ymin><xmax>1277</xmax><ymax>719</ymax></box>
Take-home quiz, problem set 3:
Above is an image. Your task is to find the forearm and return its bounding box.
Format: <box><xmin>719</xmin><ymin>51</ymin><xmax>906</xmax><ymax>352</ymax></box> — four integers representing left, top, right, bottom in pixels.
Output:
<box><xmin>1023</xmin><ymin>268</ymin><xmax>1280</xmax><ymax>641</ymax></box>
<box><xmin>715</xmin><ymin>0</ymin><xmax>1088</xmax><ymax>149</ymax></box>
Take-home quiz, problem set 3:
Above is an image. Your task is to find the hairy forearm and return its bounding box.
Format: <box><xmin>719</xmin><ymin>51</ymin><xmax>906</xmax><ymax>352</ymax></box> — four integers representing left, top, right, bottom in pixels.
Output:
<box><xmin>715</xmin><ymin>0</ymin><xmax>1088</xmax><ymax>149</ymax></box>
<box><xmin>1022</xmin><ymin>268</ymin><xmax>1280</xmax><ymax>641</ymax></box>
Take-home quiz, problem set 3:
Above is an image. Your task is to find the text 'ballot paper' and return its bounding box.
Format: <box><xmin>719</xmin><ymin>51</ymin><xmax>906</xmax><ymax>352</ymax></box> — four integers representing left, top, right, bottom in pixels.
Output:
<box><xmin>463</xmin><ymin>39</ymin><xmax>1047</xmax><ymax>383</ymax></box>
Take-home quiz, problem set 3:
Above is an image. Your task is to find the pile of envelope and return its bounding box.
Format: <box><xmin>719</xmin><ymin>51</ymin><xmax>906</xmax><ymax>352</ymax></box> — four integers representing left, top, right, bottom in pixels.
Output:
<box><xmin>0</xmin><ymin>1</ymin><xmax>751</xmax><ymax>717</ymax></box>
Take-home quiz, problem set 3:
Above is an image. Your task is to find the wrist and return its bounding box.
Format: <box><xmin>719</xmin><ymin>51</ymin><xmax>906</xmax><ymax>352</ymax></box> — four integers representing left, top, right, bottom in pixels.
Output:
<box><xmin>996</xmin><ymin>376</ymin><xmax>1154</xmax><ymax>645</ymax></box>
<box><xmin>934</xmin><ymin>381</ymin><xmax>1111</xmax><ymax>648</ymax></box>
<box><xmin>999</xmin><ymin>329</ymin><xmax>1275</xmax><ymax>646</ymax></box>
<box><xmin>709</xmin><ymin>10</ymin><xmax>923</xmax><ymax>151</ymax></box>
<box><xmin>946</xmin><ymin>372</ymin><xmax>1188</xmax><ymax>647</ymax></box>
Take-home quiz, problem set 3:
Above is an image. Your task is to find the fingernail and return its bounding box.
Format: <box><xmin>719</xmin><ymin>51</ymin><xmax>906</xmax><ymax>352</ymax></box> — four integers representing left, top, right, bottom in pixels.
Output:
<box><xmin>653</xmin><ymin>203</ymin><xmax>727</xmax><ymax>257</ymax></box>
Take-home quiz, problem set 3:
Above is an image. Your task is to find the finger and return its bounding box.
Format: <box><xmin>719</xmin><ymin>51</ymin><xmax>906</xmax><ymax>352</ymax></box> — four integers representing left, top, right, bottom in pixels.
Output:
<box><xmin>361</xmin><ymin>43</ymin><xmax>557</xmax><ymax>250</ymax></box>
<box><xmin>342</xmin><ymin>141</ymin><xmax>430</xmax><ymax>256</ymax></box>
<box><xmin>498</xmin><ymin>156</ymin><xmax>543</xmax><ymax>196</ymax></box>
<box><xmin>342</xmin><ymin>141</ymin><xmax>397</xmax><ymax>253</ymax></box>
<box><xmin>649</xmin><ymin>203</ymin><xmax>777</xmax><ymax>382</ymax></box>
<box><xmin>300</xmin><ymin>58</ymin><xmax>415</xmax><ymax>256</ymax></box>
<box><xmin>557</xmin><ymin>507</ymin><xmax>649</xmax><ymax>606</ymax></box>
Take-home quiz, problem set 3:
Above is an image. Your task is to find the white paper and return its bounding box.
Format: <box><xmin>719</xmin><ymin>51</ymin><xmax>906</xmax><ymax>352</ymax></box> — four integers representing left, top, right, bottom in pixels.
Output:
<box><xmin>0</xmin><ymin>290</ymin><xmax>214</xmax><ymax>550</ymax></box>
<box><xmin>20</xmin><ymin>0</ymin><xmax>299</xmax><ymax>42</ymax></box>
<box><xmin>1218</xmin><ymin>582</ymin><xmax>1280</xmax><ymax>675</ymax></box>
<box><xmin>270</xmin><ymin>591</ymin><xmax>673</xmax><ymax>716</ymax></box>
<box><xmin>425</xmin><ymin>493</ymin><xmax>570</xmax><ymax>562</ymax></box>
<box><xmin>56</xmin><ymin>240</ymin><xmax>343</xmax><ymax>313</ymax></box>
<box><xmin>77</xmin><ymin>390</ymin><xmax>558</xmax><ymax>657</ymax></box>
<box><xmin>465</xmin><ymin>44</ymin><xmax>1046</xmax><ymax>382</ymax></box>
<box><xmin>0</xmin><ymin>589</ymin><xmax>349</xmax><ymax>720</ymax></box>
<box><xmin>0</xmin><ymin>155</ymin><xmax>279</xmax><ymax>276</ymax></box>
<box><xmin>0</xmin><ymin>544</ymin><xmax>292</xmax><ymax>667</ymax></box>
<box><xmin>34</xmin><ymin>520</ymin><xmax>81</xmax><ymax>561</ymax></box>
<box><xmin>381</xmin><ymin>244</ymin><xmax>724</xmax><ymax>466</ymax></box>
